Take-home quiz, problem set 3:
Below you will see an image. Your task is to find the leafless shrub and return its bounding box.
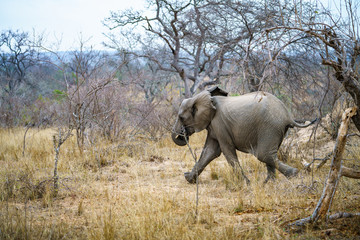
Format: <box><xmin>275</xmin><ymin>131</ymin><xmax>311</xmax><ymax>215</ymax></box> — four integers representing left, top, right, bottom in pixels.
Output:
<box><xmin>1</xmin><ymin>171</ymin><xmax>53</xmax><ymax>201</ymax></box>
<box><xmin>125</xmin><ymin>101</ymin><xmax>164</xmax><ymax>140</ymax></box>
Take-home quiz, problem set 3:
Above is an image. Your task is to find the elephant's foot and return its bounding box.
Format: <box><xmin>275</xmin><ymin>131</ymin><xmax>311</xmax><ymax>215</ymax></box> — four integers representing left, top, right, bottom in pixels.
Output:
<box><xmin>184</xmin><ymin>172</ymin><xmax>197</xmax><ymax>184</ymax></box>
<box><xmin>264</xmin><ymin>173</ymin><xmax>275</xmax><ymax>184</ymax></box>
<box><xmin>233</xmin><ymin>165</ymin><xmax>251</xmax><ymax>185</ymax></box>
<box><xmin>283</xmin><ymin>167</ymin><xmax>299</xmax><ymax>178</ymax></box>
<box><xmin>288</xmin><ymin>168</ymin><xmax>299</xmax><ymax>177</ymax></box>
<box><xmin>276</xmin><ymin>160</ymin><xmax>299</xmax><ymax>178</ymax></box>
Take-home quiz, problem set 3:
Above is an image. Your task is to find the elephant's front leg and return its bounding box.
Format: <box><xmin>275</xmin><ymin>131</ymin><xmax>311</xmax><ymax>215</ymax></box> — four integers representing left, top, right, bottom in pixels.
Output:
<box><xmin>184</xmin><ymin>135</ymin><xmax>221</xmax><ymax>184</ymax></box>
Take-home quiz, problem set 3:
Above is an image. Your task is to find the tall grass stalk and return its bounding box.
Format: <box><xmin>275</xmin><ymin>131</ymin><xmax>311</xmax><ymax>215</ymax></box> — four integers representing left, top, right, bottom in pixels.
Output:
<box><xmin>185</xmin><ymin>134</ymin><xmax>200</xmax><ymax>220</ymax></box>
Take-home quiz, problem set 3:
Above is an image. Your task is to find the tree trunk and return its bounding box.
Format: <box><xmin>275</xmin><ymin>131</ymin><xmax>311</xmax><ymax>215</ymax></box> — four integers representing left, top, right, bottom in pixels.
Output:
<box><xmin>342</xmin><ymin>76</ymin><xmax>360</xmax><ymax>132</ymax></box>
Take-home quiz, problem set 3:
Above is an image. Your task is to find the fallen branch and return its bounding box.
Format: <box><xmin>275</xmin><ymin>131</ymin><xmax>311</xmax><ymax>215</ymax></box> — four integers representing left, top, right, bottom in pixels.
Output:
<box><xmin>291</xmin><ymin>107</ymin><xmax>358</xmax><ymax>227</ymax></box>
<box><xmin>328</xmin><ymin>212</ymin><xmax>360</xmax><ymax>220</ymax></box>
<box><xmin>340</xmin><ymin>166</ymin><xmax>360</xmax><ymax>179</ymax></box>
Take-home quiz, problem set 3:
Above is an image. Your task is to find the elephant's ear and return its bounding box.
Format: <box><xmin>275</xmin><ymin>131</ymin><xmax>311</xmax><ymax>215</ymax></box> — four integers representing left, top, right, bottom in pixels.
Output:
<box><xmin>192</xmin><ymin>91</ymin><xmax>216</xmax><ymax>131</ymax></box>
<box><xmin>207</xmin><ymin>86</ymin><xmax>228</xmax><ymax>97</ymax></box>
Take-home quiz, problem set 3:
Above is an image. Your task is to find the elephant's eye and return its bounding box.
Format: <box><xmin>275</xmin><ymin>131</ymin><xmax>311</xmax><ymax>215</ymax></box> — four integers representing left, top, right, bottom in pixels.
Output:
<box><xmin>179</xmin><ymin>116</ymin><xmax>185</xmax><ymax>122</ymax></box>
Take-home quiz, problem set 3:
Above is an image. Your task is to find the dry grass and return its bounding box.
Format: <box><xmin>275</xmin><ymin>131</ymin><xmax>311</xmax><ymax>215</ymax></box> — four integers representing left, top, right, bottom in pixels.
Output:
<box><xmin>0</xmin><ymin>128</ymin><xmax>359</xmax><ymax>239</ymax></box>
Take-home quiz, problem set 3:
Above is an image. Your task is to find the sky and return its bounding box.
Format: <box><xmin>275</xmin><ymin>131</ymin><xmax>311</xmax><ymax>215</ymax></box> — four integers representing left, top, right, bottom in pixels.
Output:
<box><xmin>0</xmin><ymin>0</ymin><xmax>145</xmax><ymax>50</ymax></box>
<box><xmin>1</xmin><ymin>0</ymin><xmax>357</xmax><ymax>51</ymax></box>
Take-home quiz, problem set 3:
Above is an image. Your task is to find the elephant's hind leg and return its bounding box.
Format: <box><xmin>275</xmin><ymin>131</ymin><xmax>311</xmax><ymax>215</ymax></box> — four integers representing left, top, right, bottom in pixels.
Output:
<box><xmin>259</xmin><ymin>153</ymin><xmax>298</xmax><ymax>180</ymax></box>
<box><xmin>274</xmin><ymin>155</ymin><xmax>298</xmax><ymax>178</ymax></box>
<box><xmin>219</xmin><ymin>144</ymin><xmax>250</xmax><ymax>185</ymax></box>
<box><xmin>264</xmin><ymin>164</ymin><xmax>276</xmax><ymax>183</ymax></box>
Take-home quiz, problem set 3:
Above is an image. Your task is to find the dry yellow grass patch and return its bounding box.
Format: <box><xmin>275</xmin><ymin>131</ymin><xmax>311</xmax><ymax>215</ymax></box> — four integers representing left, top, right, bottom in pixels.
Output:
<box><xmin>0</xmin><ymin>128</ymin><xmax>359</xmax><ymax>239</ymax></box>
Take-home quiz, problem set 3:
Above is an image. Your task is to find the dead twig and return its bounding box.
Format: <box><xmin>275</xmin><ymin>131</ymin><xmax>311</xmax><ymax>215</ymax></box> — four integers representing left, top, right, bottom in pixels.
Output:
<box><xmin>315</xmin><ymin>152</ymin><xmax>333</xmax><ymax>169</ymax></box>
<box><xmin>182</xmin><ymin>128</ymin><xmax>200</xmax><ymax>221</ymax></box>
<box><xmin>347</xmin><ymin>133</ymin><xmax>360</xmax><ymax>138</ymax></box>
<box><xmin>301</xmin><ymin>152</ymin><xmax>333</xmax><ymax>171</ymax></box>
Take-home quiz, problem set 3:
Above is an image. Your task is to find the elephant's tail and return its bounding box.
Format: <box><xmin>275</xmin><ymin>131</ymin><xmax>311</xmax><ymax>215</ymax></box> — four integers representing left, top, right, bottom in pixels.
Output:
<box><xmin>291</xmin><ymin>118</ymin><xmax>318</xmax><ymax>128</ymax></box>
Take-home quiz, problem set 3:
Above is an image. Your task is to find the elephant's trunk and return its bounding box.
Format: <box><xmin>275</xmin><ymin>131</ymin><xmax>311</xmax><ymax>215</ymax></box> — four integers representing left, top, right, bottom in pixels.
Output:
<box><xmin>171</xmin><ymin>118</ymin><xmax>188</xmax><ymax>146</ymax></box>
<box><xmin>171</xmin><ymin>132</ymin><xmax>188</xmax><ymax>146</ymax></box>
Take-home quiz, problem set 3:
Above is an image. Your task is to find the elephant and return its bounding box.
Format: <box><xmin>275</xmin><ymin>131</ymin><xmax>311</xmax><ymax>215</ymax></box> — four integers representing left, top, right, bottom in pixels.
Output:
<box><xmin>171</xmin><ymin>87</ymin><xmax>316</xmax><ymax>184</ymax></box>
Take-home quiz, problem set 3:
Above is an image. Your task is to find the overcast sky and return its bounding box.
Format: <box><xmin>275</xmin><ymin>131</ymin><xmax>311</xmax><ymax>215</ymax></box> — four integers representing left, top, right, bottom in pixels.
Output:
<box><xmin>0</xmin><ymin>0</ymin><xmax>145</xmax><ymax>50</ymax></box>
<box><xmin>1</xmin><ymin>0</ymin><xmax>357</xmax><ymax>51</ymax></box>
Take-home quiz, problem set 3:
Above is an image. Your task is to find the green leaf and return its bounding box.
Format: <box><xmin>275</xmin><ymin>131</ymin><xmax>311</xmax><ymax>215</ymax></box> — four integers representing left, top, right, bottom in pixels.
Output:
<box><xmin>53</xmin><ymin>89</ymin><xmax>66</xmax><ymax>101</ymax></box>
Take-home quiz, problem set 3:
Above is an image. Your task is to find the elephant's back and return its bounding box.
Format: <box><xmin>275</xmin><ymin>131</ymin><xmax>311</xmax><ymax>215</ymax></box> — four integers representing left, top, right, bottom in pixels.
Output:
<box><xmin>213</xmin><ymin>92</ymin><xmax>292</xmax><ymax>152</ymax></box>
<box><xmin>216</xmin><ymin>92</ymin><xmax>289</xmax><ymax>119</ymax></box>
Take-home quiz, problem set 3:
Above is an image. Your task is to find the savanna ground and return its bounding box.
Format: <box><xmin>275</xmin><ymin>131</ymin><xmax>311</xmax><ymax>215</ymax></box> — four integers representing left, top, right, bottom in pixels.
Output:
<box><xmin>0</xmin><ymin>127</ymin><xmax>359</xmax><ymax>239</ymax></box>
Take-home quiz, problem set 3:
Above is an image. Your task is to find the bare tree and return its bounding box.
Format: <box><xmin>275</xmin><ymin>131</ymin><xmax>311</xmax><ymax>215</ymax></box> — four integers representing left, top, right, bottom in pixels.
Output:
<box><xmin>122</xmin><ymin>54</ymin><xmax>173</xmax><ymax>103</ymax></box>
<box><xmin>104</xmin><ymin>0</ymin><xmax>329</xmax><ymax>104</ymax></box>
<box><xmin>266</xmin><ymin>0</ymin><xmax>360</xmax><ymax>129</ymax></box>
<box><xmin>67</xmin><ymin>43</ymin><xmax>114</xmax><ymax>153</ymax></box>
<box><xmin>104</xmin><ymin>0</ymin><xmax>248</xmax><ymax>97</ymax></box>
<box><xmin>41</xmin><ymin>40</ymin><xmax>121</xmax><ymax>153</ymax></box>
<box><xmin>0</xmin><ymin>30</ymin><xmax>41</xmax><ymax>126</ymax></box>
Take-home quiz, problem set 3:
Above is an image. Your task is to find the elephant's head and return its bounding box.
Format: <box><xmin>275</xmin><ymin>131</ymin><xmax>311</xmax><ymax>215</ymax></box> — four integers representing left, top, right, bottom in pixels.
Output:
<box><xmin>172</xmin><ymin>90</ymin><xmax>219</xmax><ymax>146</ymax></box>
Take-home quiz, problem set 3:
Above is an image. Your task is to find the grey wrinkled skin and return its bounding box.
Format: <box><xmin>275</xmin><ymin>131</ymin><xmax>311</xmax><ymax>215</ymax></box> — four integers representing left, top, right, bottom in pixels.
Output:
<box><xmin>172</xmin><ymin>89</ymin><xmax>315</xmax><ymax>184</ymax></box>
